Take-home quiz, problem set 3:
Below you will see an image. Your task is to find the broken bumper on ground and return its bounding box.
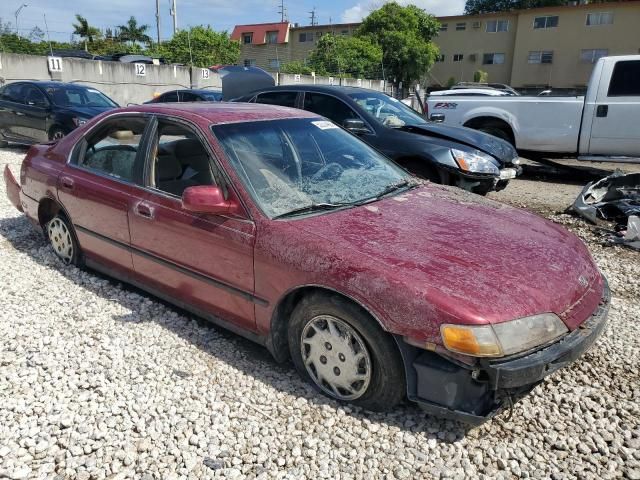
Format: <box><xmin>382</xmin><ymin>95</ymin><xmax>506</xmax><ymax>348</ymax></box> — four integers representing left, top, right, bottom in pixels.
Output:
<box><xmin>398</xmin><ymin>277</ymin><xmax>610</xmax><ymax>425</ymax></box>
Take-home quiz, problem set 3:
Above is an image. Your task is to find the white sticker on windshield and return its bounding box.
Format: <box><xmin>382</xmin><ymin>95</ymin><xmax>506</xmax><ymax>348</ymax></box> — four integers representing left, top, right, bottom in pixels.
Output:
<box><xmin>312</xmin><ymin>120</ymin><xmax>338</xmax><ymax>130</ymax></box>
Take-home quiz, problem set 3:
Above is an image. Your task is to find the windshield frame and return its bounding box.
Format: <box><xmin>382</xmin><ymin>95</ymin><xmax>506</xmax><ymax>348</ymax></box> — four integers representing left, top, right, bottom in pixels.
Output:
<box><xmin>211</xmin><ymin>118</ymin><xmax>412</xmax><ymax>220</ymax></box>
<box><xmin>348</xmin><ymin>91</ymin><xmax>428</xmax><ymax>128</ymax></box>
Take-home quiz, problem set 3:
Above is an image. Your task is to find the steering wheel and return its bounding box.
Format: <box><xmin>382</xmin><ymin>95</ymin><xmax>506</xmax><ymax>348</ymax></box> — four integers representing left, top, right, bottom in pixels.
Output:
<box><xmin>312</xmin><ymin>162</ymin><xmax>344</xmax><ymax>181</ymax></box>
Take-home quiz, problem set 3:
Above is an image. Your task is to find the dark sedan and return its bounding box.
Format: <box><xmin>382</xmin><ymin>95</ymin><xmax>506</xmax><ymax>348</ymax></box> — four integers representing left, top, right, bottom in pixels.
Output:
<box><xmin>235</xmin><ymin>85</ymin><xmax>521</xmax><ymax>195</ymax></box>
<box><xmin>146</xmin><ymin>89</ymin><xmax>223</xmax><ymax>104</ymax></box>
<box><xmin>0</xmin><ymin>81</ymin><xmax>118</xmax><ymax>145</ymax></box>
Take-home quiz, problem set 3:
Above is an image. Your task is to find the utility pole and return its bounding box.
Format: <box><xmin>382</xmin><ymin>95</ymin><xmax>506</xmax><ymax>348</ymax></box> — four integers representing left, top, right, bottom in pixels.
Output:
<box><xmin>170</xmin><ymin>0</ymin><xmax>177</xmax><ymax>34</ymax></box>
<box><xmin>309</xmin><ymin>7</ymin><xmax>317</xmax><ymax>26</ymax></box>
<box><xmin>278</xmin><ymin>0</ymin><xmax>287</xmax><ymax>23</ymax></box>
<box><xmin>155</xmin><ymin>0</ymin><xmax>161</xmax><ymax>44</ymax></box>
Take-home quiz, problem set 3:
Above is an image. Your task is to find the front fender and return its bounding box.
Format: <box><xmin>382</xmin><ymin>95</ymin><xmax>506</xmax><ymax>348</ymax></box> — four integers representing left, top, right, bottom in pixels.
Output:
<box><xmin>4</xmin><ymin>164</ymin><xmax>22</xmax><ymax>212</ymax></box>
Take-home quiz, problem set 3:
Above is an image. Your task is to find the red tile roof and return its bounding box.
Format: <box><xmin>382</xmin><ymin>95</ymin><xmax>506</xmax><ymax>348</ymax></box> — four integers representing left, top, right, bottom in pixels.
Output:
<box><xmin>231</xmin><ymin>22</ymin><xmax>289</xmax><ymax>45</ymax></box>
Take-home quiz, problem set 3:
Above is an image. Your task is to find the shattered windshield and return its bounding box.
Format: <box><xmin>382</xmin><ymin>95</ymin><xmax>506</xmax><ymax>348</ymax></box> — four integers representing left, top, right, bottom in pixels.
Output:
<box><xmin>213</xmin><ymin>118</ymin><xmax>410</xmax><ymax>218</ymax></box>
<box><xmin>348</xmin><ymin>91</ymin><xmax>427</xmax><ymax>128</ymax></box>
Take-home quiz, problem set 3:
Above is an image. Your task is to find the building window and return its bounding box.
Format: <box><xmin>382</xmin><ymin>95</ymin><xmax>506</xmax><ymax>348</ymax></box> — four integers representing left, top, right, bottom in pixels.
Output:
<box><xmin>268</xmin><ymin>59</ymin><xmax>281</xmax><ymax>70</ymax></box>
<box><xmin>435</xmin><ymin>54</ymin><xmax>445</xmax><ymax>62</ymax></box>
<box><xmin>341</xmin><ymin>30</ymin><xmax>349</xmax><ymax>36</ymax></box>
<box><xmin>453</xmin><ymin>54</ymin><xmax>464</xmax><ymax>62</ymax></box>
<box><xmin>581</xmin><ymin>49</ymin><xmax>608</xmax><ymax>64</ymax></box>
<box><xmin>586</xmin><ymin>12</ymin><xmax>613</xmax><ymax>26</ymax></box>
<box><xmin>243</xmin><ymin>59</ymin><xmax>256</xmax><ymax>67</ymax></box>
<box><xmin>486</xmin><ymin>20</ymin><xmax>509</xmax><ymax>33</ymax></box>
<box><xmin>483</xmin><ymin>53</ymin><xmax>505</xmax><ymax>65</ymax></box>
<box><xmin>265</xmin><ymin>31</ymin><xmax>278</xmax><ymax>44</ymax></box>
<box><xmin>242</xmin><ymin>33</ymin><xmax>253</xmax><ymax>44</ymax></box>
<box><xmin>534</xmin><ymin>15</ymin><xmax>559</xmax><ymax>29</ymax></box>
<box><xmin>528</xmin><ymin>51</ymin><xmax>554</xmax><ymax>64</ymax></box>
<box><xmin>299</xmin><ymin>32</ymin><xmax>313</xmax><ymax>42</ymax></box>
<box><xmin>439</xmin><ymin>23</ymin><xmax>448</xmax><ymax>32</ymax></box>
<box><xmin>456</xmin><ymin>23</ymin><xmax>466</xmax><ymax>31</ymax></box>
<box><xmin>608</xmin><ymin>60</ymin><xmax>640</xmax><ymax>96</ymax></box>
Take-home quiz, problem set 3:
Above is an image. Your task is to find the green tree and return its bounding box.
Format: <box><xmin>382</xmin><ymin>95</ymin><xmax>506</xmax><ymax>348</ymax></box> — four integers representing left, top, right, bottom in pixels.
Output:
<box><xmin>357</xmin><ymin>2</ymin><xmax>440</xmax><ymax>85</ymax></box>
<box><xmin>280</xmin><ymin>61</ymin><xmax>314</xmax><ymax>75</ymax></box>
<box><xmin>157</xmin><ymin>26</ymin><xmax>239</xmax><ymax>66</ymax></box>
<box><xmin>72</xmin><ymin>15</ymin><xmax>102</xmax><ymax>51</ymax></box>
<box><xmin>307</xmin><ymin>34</ymin><xmax>382</xmax><ymax>78</ymax></box>
<box><xmin>473</xmin><ymin>70</ymin><xmax>488</xmax><ymax>83</ymax></box>
<box><xmin>118</xmin><ymin>16</ymin><xmax>152</xmax><ymax>46</ymax></box>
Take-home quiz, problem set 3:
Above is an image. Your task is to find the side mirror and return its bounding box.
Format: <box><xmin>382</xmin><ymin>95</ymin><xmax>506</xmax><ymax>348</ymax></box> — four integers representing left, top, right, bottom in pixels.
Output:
<box><xmin>343</xmin><ymin>118</ymin><xmax>370</xmax><ymax>134</ymax></box>
<box><xmin>182</xmin><ymin>185</ymin><xmax>238</xmax><ymax>215</ymax></box>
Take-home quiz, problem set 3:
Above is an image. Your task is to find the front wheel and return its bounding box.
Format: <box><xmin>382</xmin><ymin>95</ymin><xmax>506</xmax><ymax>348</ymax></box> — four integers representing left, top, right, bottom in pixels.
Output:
<box><xmin>47</xmin><ymin>214</ymin><xmax>82</xmax><ymax>266</ymax></box>
<box><xmin>288</xmin><ymin>294</ymin><xmax>405</xmax><ymax>411</ymax></box>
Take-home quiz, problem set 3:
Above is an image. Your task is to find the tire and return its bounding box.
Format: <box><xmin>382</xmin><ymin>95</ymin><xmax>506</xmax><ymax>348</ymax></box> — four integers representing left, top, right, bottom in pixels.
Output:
<box><xmin>288</xmin><ymin>293</ymin><xmax>405</xmax><ymax>411</ymax></box>
<box><xmin>49</xmin><ymin>126</ymin><xmax>66</xmax><ymax>141</ymax></box>
<box><xmin>478</xmin><ymin>125</ymin><xmax>513</xmax><ymax>145</ymax></box>
<box><xmin>0</xmin><ymin>139</ymin><xmax>8</xmax><ymax>148</ymax></box>
<box><xmin>46</xmin><ymin>214</ymin><xmax>82</xmax><ymax>267</ymax></box>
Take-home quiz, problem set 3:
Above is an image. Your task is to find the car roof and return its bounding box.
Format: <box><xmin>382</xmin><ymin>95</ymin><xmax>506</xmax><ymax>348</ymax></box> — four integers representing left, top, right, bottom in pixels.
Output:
<box><xmin>248</xmin><ymin>84</ymin><xmax>383</xmax><ymax>96</ymax></box>
<box><xmin>170</xmin><ymin>89</ymin><xmax>222</xmax><ymax>94</ymax></box>
<box><xmin>119</xmin><ymin>102</ymin><xmax>318</xmax><ymax>125</ymax></box>
<box><xmin>10</xmin><ymin>81</ymin><xmax>94</xmax><ymax>90</ymax></box>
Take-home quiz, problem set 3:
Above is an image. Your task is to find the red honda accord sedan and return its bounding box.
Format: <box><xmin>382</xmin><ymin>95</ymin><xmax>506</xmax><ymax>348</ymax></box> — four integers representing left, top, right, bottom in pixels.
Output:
<box><xmin>4</xmin><ymin>103</ymin><xmax>609</xmax><ymax>423</ymax></box>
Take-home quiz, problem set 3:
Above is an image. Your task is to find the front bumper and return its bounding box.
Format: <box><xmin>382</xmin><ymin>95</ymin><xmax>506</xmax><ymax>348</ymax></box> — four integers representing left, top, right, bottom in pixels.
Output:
<box><xmin>4</xmin><ymin>164</ymin><xmax>23</xmax><ymax>212</ymax></box>
<box><xmin>399</xmin><ymin>277</ymin><xmax>610</xmax><ymax>425</ymax></box>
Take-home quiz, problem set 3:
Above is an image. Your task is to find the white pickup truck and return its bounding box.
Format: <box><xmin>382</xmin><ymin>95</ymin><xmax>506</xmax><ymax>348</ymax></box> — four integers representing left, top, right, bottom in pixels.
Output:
<box><xmin>426</xmin><ymin>55</ymin><xmax>640</xmax><ymax>163</ymax></box>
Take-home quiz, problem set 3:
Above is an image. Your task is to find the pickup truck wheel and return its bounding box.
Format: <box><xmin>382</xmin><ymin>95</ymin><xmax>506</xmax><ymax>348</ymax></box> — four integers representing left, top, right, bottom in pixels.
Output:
<box><xmin>47</xmin><ymin>214</ymin><xmax>82</xmax><ymax>266</ymax></box>
<box><xmin>288</xmin><ymin>294</ymin><xmax>405</xmax><ymax>411</ymax></box>
<box><xmin>478</xmin><ymin>126</ymin><xmax>513</xmax><ymax>145</ymax></box>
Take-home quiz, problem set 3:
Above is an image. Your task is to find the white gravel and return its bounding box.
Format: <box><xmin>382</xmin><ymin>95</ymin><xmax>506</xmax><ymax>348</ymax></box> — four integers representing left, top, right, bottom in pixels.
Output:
<box><xmin>1</xmin><ymin>147</ymin><xmax>639</xmax><ymax>480</ymax></box>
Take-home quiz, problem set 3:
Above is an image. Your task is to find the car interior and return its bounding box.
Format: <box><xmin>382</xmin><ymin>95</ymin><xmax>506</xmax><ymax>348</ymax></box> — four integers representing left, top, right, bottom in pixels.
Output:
<box><xmin>152</xmin><ymin>123</ymin><xmax>217</xmax><ymax>197</ymax></box>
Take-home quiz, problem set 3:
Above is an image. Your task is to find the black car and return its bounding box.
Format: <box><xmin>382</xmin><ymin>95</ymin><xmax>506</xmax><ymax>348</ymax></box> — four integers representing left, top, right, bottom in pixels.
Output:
<box><xmin>0</xmin><ymin>81</ymin><xmax>118</xmax><ymax>145</ymax></box>
<box><xmin>145</xmin><ymin>89</ymin><xmax>223</xmax><ymax>104</ymax></box>
<box><xmin>235</xmin><ymin>85</ymin><xmax>521</xmax><ymax>194</ymax></box>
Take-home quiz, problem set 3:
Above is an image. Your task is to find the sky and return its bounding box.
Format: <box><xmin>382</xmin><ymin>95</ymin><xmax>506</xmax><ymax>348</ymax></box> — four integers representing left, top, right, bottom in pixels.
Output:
<box><xmin>0</xmin><ymin>0</ymin><xmax>466</xmax><ymax>43</ymax></box>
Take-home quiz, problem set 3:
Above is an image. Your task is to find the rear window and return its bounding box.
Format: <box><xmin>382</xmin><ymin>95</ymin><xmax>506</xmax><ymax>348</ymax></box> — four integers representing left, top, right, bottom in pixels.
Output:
<box><xmin>608</xmin><ymin>60</ymin><xmax>640</xmax><ymax>97</ymax></box>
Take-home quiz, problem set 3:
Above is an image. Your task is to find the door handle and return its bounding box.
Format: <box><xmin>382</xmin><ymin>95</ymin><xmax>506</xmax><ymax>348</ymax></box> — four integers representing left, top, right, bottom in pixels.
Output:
<box><xmin>60</xmin><ymin>176</ymin><xmax>74</xmax><ymax>190</ymax></box>
<box><xmin>596</xmin><ymin>105</ymin><xmax>608</xmax><ymax>117</ymax></box>
<box><xmin>13</xmin><ymin>111</ymin><xmax>25</xmax><ymax>116</ymax></box>
<box><xmin>135</xmin><ymin>202</ymin><xmax>154</xmax><ymax>219</ymax></box>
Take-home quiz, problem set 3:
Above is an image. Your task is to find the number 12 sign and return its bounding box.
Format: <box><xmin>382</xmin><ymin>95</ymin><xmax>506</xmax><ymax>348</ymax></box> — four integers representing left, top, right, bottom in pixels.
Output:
<box><xmin>135</xmin><ymin>63</ymin><xmax>147</xmax><ymax>76</ymax></box>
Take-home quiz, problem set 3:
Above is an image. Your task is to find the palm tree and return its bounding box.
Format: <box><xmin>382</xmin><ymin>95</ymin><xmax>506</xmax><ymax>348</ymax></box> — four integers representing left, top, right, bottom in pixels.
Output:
<box><xmin>72</xmin><ymin>14</ymin><xmax>101</xmax><ymax>51</ymax></box>
<box><xmin>118</xmin><ymin>16</ymin><xmax>152</xmax><ymax>46</ymax></box>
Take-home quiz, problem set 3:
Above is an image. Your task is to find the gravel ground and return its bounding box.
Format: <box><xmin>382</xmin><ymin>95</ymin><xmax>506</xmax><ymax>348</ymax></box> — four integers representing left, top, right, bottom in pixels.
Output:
<box><xmin>1</xmin><ymin>146</ymin><xmax>639</xmax><ymax>480</ymax></box>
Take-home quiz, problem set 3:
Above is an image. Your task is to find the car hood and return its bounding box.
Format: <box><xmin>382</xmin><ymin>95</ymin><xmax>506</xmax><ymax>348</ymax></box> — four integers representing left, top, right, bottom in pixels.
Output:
<box><xmin>291</xmin><ymin>184</ymin><xmax>602</xmax><ymax>332</ymax></box>
<box><xmin>58</xmin><ymin>105</ymin><xmax>115</xmax><ymax>118</ymax></box>
<box><xmin>400</xmin><ymin>123</ymin><xmax>517</xmax><ymax>164</ymax></box>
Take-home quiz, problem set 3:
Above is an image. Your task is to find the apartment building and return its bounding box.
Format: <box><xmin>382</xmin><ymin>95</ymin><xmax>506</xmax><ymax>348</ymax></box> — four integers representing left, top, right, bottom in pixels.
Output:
<box><xmin>231</xmin><ymin>22</ymin><xmax>359</xmax><ymax>72</ymax></box>
<box><xmin>430</xmin><ymin>1</ymin><xmax>640</xmax><ymax>89</ymax></box>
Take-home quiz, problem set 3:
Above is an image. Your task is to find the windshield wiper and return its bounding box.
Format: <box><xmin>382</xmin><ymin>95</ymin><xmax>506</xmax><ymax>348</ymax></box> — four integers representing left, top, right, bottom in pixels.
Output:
<box><xmin>272</xmin><ymin>202</ymin><xmax>350</xmax><ymax>219</ymax></box>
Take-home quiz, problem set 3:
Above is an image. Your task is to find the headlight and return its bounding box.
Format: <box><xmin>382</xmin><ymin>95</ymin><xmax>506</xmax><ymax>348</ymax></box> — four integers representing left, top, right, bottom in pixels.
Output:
<box><xmin>440</xmin><ymin>313</ymin><xmax>568</xmax><ymax>357</ymax></box>
<box><xmin>451</xmin><ymin>148</ymin><xmax>499</xmax><ymax>175</ymax></box>
<box><xmin>72</xmin><ymin>117</ymin><xmax>87</xmax><ymax>127</ymax></box>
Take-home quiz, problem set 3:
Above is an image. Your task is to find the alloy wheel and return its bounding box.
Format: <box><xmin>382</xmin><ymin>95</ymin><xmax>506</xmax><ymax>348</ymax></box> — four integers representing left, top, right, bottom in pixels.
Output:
<box><xmin>300</xmin><ymin>315</ymin><xmax>372</xmax><ymax>401</ymax></box>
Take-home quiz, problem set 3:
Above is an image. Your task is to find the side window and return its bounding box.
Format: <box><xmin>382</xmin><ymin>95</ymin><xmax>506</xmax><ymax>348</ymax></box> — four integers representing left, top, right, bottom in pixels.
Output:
<box><xmin>2</xmin><ymin>84</ymin><xmax>25</xmax><ymax>104</ymax></box>
<box><xmin>150</xmin><ymin>120</ymin><xmax>216</xmax><ymax>197</ymax></box>
<box><xmin>23</xmin><ymin>86</ymin><xmax>48</xmax><ymax>107</ymax></box>
<box><xmin>608</xmin><ymin>60</ymin><xmax>640</xmax><ymax>97</ymax></box>
<box><xmin>255</xmin><ymin>91</ymin><xmax>298</xmax><ymax>108</ymax></box>
<box><xmin>160</xmin><ymin>91</ymin><xmax>179</xmax><ymax>102</ymax></box>
<box><xmin>180</xmin><ymin>92</ymin><xmax>200</xmax><ymax>102</ymax></box>
<box><xmin>77</xmin><ymin>117</ymin><xmax>149</xmax><ymax>183</ymax></box>
<box><xmin>303</xmin><ymin>93</ymin><xmax>359</xmax><ymax>126</ymax></box>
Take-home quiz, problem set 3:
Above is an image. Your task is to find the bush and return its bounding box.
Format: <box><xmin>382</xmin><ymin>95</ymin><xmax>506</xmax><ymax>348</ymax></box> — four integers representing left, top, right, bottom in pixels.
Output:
<box><xmin>473</xmin><ymin>70</ymin><xmax>488</xmax><ymax>83</ymax></box>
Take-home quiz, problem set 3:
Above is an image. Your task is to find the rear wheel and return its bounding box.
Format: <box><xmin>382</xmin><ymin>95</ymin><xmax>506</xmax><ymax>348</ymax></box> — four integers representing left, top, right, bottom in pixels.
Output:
<box><xmin>478</xmin><ymin>125</ymin><xmax>513</xmax><ymax>145</ymax></box>
<box><xmin>47</xmin><ymin>214</ymin><xmax>82</xmax><ymax>266</ymax></box>
<box><xmin>288</xmin><ymin>294</ymin><xmax>405</xmax><ymax>411</ymax></box>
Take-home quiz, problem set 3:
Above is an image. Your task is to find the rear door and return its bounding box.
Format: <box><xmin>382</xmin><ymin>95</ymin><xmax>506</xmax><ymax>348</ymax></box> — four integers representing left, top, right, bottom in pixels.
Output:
<box><xmin>0</xmin><ymin>83</ymin><xmax>30</xmax><ymax>141</ymax></box>
<box><xmin>128</xmin><ymin>116</ymin><xmax>257</xmax><ymax>331</ymax></box>
<box><xmin>586</xmin><ymin>58</ymin><xmax>640</xmax><ymax>156</ymax></box>
<box><xmin>58</xmin><ymin>115</ymin><xmax>151</xmax><ymax>274</ymax></box>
